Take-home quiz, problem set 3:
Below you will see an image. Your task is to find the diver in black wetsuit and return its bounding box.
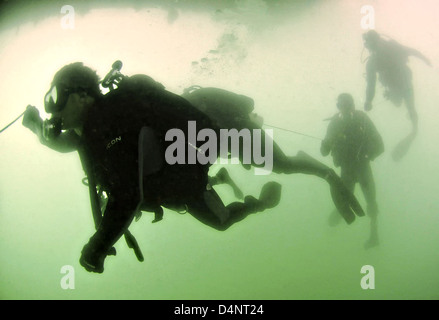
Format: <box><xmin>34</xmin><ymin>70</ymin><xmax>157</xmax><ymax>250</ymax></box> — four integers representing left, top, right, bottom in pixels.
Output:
<box><xmin>22</xmin><ymin>62</ymin><xmax>282</xmax><ymax>273</ymax></box>
<box><xmin>182</xmin><ymin>86</ymin><xmax>365</xmax><ymax>224</ymax></box>
<box><xmin>23</xmin><ymin>62</ymin><xmax>364</xmax><ymax>273</ymax></box>
<box><xmin>362</xmin><ymin>30</ymin><xmax>431</xmax><ymax>160</ymax></box>
<box><xmin>321</xmin><ymin>93</ymin><xmax>384</xmax><ymax>249</ymax></box>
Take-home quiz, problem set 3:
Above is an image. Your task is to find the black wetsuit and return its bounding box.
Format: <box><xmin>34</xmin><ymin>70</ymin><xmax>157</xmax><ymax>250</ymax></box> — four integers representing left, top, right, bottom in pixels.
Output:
<box><xmin>321</xmin><ymin>110</ymin><xmax>384</xmax><ymax>216</ymax></box>
<box><xmin>79</xmin><ymin>76</ymin><xmax>266</xmax><ymax>261</ymax></box>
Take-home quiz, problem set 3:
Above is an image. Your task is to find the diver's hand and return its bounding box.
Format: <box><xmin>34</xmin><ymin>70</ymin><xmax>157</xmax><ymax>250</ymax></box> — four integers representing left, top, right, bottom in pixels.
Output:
<box><xmin>79</xmin><ymin>243</ymin><xmax>114</xmax><ymax>274</ymax></box>
<box><xmin>22</xmin><ymin>105</ymin><xmax>43</xmax><ymax>134</ymax></box>
<box><xmin>326</xmin><ymin>170</ymin><xmax>365</xmax><ymax>224</ymax></box>
<box><xmin>364</xmin><ymin>101</ymin><xmax>373</xmax><ymax>112</ymax></box>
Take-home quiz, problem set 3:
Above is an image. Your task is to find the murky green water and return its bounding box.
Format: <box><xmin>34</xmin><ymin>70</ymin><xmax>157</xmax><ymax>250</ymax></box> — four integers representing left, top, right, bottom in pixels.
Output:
<box><xmin>1</xmin><ymin>0</ymin><xmax>438</xmax><ymax>300</ymax></box>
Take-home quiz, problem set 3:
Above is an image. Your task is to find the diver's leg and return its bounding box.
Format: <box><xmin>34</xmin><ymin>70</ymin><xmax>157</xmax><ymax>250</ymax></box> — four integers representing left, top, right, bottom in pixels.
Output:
<box><xmin>262</xmin><ymin>144</ymin><xmax>364</xmax><ymax>223</ymax></box>
<box><xmin>404</xmin><ymin>86</ymin><xmax>418</xmax><ymax>134</ymax></box>
<box><xmin>288</xmin><ymin>151</ymin><xmax>364</xmax><ymax>223</ymax></box>
<box><xmin>341</xmin><ymin>166</ymin><xmax>357</xmax><ymax>195</ymax></box>
<box><xmin>391</xmin><ymin>88</ymin><xmax>417</xmax><ymax>161</ymax></box>
<box><xmin>208</xmin><ymin>167</ymin><xmax>244</xmax><ymax>199</ymax></box>
<box><xmin>359</xmin><ymin>162</ymin><xmax>378</xmax><ymax>214</ymax></box>
<box><xmin>229</xmin><ymin>122</ymin><xmax>364</xmax><ymax>222</ymax></box>
<box><xmin>247</xmin><ymin>124</ymin><xmax>295</xmax><ymax>175</ymax></box>
<box><xmin>232</xmin><ymin>121</ymin><xmax>344</xmax><ymax>180</ymax></box>
<box><xmin>186</xmin><ymin>189</ymin><xmax>230</xmax><ymax>230</ymax></box>
<box><xmin>187</xmin><ymin>182</ymin><xmax>281</xmax><ymax>231</ymax></box>
<box><xmin>231</xmin><ymin>122</ymin><xmax>333</xmax><ymax>178</ymax></box>
<box><xmin>359</xmin><ymin>162</ymin><xmax>379</xmax><ymax>249</ymax></box>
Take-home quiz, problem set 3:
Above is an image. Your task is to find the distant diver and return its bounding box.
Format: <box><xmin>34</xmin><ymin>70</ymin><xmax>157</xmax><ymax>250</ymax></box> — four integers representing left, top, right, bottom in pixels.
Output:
<box><xmin>321</xmin><ymin>93</ymin><xmax>384</xmax><ymax>249</ymax></box>
<box><xmin>362</xmin><ymin>30</ymin><xmax>431</xmax><ymax>161</ymax></box>
<box><xmin>22</xmin><ymin>61</ymin><xmax>363</xmax><ymax>273</ymax></box>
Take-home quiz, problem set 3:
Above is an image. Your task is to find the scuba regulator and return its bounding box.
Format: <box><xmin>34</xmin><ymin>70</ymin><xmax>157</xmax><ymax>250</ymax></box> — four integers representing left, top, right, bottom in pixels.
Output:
<box><xmin>38</xmin><ymin>83</ymin><xmax>75</xmax><ymax>140</ymax></box>
<box><xmin>42</xmin><ymin>117</ymin><xmax>62</xmax><ymax>140</ymax></box>
<box><xmin>19</xmin><ymin>104</ymin><xmax>62</xmax><ymax>140</ymax></box>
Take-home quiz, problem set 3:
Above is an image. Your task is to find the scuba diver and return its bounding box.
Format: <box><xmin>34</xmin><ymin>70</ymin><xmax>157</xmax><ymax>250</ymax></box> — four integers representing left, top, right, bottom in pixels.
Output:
<box><xmin>321</xmin><ymin>93</ymin><xmax>384</xmax><ymax>249</ymax></box>
<box><xmin>22</xmin><ymin>62</ymin><xmax>363</xmax><ymax>273</ymax></box>
<box><xmin>182</xmin><ymin>85</ymin><xmax>365</xmax><ymax>224</ymax></box>
<box><xmin>22</xmin><ymin>62</ymin><xmax>282</xmax><ymax>273</ymax></box>
<box><xmin>362</xmin><ymin>30</ymin><xmax>431</xmax><ymax>161</ymax></box>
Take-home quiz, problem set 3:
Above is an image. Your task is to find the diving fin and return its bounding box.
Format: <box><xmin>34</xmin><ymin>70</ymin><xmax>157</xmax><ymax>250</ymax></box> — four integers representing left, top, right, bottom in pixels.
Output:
<box><xmin>295</xmin><ymin>151</ymin><xmax>364</xmax><ymax>222</ymax></box>
<box><xmin>330</xmin><ymin>185</ymin><xmax>357</xmax><ymax>224</ymax></box>
<box><xmin>392</xmin><ymin>132</ymin><xmax>416</xmax><ymax>162</ymax></box>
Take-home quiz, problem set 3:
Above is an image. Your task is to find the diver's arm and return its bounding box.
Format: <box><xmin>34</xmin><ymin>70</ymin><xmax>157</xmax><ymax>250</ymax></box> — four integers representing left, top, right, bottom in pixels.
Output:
<box><xmin>320</xmin><ymin>139</ymin><xmax>331</xmax><ymax>157</ymax></box>
<box><xmin>362</xmin><ymin>113</ymin><xmax>384</xmax><ymax>160</ymax></box>
<box><xmin>22</xmin><ymin>105</ymin><xmax>79</xmax><ymax>153</ymax></box>
<box><xmin>320</xmin><ymin>119</ymin><xmax>337</xmax><ymax>156</ymax></box>
<box><xmin>405</xmin><ymin>46</ymin><xmax>432</xmax><ymax>66</ymax></box>
<box><xmin>80</xmin><ymin>191</ymin><xmax>138</xmax><ymax>273</ymax></box>
<box><xmin>364</xmin><ymin>59</ymin><xmax>377</xmax><ymax>111</ymax></box>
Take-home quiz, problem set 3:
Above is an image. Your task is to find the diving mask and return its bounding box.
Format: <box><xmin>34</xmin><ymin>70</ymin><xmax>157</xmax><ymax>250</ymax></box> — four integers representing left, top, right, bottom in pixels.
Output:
<box><xmin>44</xmin><ymin>84</ymin><xmax>89</xmax><ymax>113</ymax></box>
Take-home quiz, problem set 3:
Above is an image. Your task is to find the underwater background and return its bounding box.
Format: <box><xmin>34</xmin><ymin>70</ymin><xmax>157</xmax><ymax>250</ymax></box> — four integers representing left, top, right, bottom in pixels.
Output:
<box><xmin>0</xmin><ymin>0</ymin><xmax>438</xmax><ymax>300</ymax></box>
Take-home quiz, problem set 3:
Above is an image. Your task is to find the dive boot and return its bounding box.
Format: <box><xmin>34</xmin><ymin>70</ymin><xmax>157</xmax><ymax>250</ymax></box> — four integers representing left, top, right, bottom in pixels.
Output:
<box><xmin>257</xmin><ymin>181</ymin><xmax>282</xmax><ymax>210</ymax></box>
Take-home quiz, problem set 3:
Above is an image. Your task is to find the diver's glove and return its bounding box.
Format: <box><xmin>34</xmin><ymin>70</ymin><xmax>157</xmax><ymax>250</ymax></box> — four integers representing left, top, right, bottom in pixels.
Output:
<box><xmin>22</xmin><ymin>105</ymin><xmax>43</xmax><ymax>134</ymax></box>
<box><xmin>79</xmin><ymin>243</ymin><xmax>116</xmax><ymax>274</ymax></box>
